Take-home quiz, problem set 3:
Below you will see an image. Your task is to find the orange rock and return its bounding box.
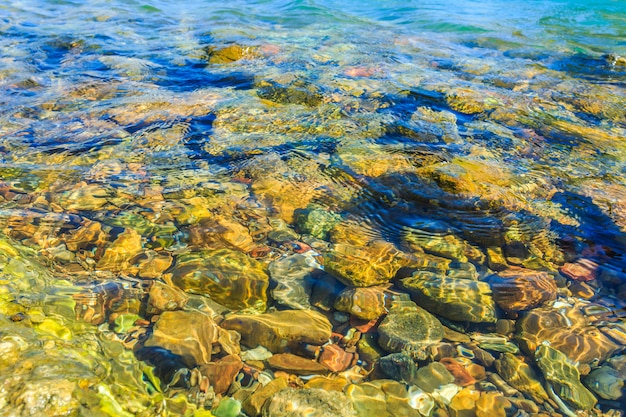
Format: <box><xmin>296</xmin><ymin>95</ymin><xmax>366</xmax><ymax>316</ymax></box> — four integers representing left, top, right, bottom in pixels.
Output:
<box><xmin>560</xmin><ymin>259</ymin><xmax>599</xmax><ymax>281</ymax></box>
<box><xmin>440</xmin><ymin>358</ymin><xmax>476</xmax><ymax>387</ymax></box>
<box><xmin>319</xmin><ymin>344</ymin><xmax>354</xmax><ymax>372</ymax></box>
<box><xmin>199</xmin><ymin>354</ymin><xmax>243</xmax><ymax>395</ymax></box>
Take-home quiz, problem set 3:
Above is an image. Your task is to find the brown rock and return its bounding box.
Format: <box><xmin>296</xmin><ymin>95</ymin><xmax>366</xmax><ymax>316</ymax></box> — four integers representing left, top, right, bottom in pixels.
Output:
<box><xmin>323</xmin><ymin>240</ymin><xmax>418</xmax><ymax>287</ymax></box>
<box><xmin>267</xmin><ymin>353</ymin><xmax>329</xmax><ymax>375</ymax></box>
<box><xmin>128</xmin><ymin>250</ymin><xmax>173</xmax><ymax>279</ymax></box>
<box><xmin>242</xmin><ymin>376</ymin><xmax>289</xmax><ymax>417</ymax></box>
<box><xmin>489</xmin><ymin>267</ymin><xmax>557</xmax><ymax>314</ymax></box>
<box><xmin>199</xmin><ymin>355</ymin><xmax>243</xmax><ymax>395</ymax></box>
<box><xmin>144</xmin><ymin>310</ymin><xmax>219</xmax><ymax>367</ymax></box>
<box><xmin>168</xmin><ymin>248</ymin><xmax>269</xmax><ymax>312</ymax></box>
<box><xmin>96</xmin><ymin>228</ymin><xmax>143</xmax><ymax>273</ymax></box>
<box><xmin>221</xmin><ymin>310</ymin><xmax>332</xmax><ymax>353</ymax></box>
<box><xmin>440</xmin><ymin>358</ymin><xmax>476</xmax><ymax>387</ymax></box>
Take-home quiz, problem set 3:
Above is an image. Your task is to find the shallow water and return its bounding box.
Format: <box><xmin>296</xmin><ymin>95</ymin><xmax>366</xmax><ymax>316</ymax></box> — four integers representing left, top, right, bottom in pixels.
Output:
<box><xmin>0</xmin><ymin>0</ymin><xmax>625</xmax><ymax>416</ymax></box>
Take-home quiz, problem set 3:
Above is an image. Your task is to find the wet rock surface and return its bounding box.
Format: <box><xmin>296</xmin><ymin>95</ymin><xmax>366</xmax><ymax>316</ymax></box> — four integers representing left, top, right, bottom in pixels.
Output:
<box><xmin>1</xmin><ymin>2</ymin><xmax>626</xmax><ymax>416</ymax></box>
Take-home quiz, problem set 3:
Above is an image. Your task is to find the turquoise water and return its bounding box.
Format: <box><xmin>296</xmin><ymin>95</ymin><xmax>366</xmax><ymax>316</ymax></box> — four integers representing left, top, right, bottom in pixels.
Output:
<box><xmin>0</xmin><ymin>0</ymin><xmax>625</xmax><ymax>416</ymax></box>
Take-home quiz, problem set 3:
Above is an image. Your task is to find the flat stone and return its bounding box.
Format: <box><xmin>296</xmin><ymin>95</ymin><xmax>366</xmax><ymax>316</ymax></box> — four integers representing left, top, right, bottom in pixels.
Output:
<box><xmin>267</xmin><ymin>353</ymin><xmax>329</xmax><ymax>375</ymax></box>
<box><xmin>494</xmin><ymin>353</ymin><xmax>549</xmax><ymax>404</ymax></box>
<box><xmin>346</xmin><ymin>380</ymin><xmax>431</xmax><ymax>417</ymax></box>
<box><xmin>318</xmin><ymin>344</ymin><xmax>354</xmax><ymax>373</ymax></box>
<box><xmin>488</xmin><ymin>267</ymin><xmax>557</xmax><ymax>314</ymax></box>
<box><xmin>268</xmin><ymin>253</ymin><xmax>316</xmax><ymax>310</ymax></box>
<box><xmin>221</xmin><ymin>309</ymin><xmax>332</xmax><ymax>353</ymax></box>
<box><xmin>583</xmin><ymin>366</ymin><xmax>624</xmax><ymax>400</ymax></box>
<box><xmin>448</xmin><ymin>387</ymin><xmax>480</xmax><ymax>417</ymax></box>
<box><xmin>516</xmin><ymin>301</ymin><xmax>621</xmax><ymax>365</ymax></box>
<box><xmin>146</xmin><ymin>281</ymin><xmax>188</xmax><ymax>314</ymax></box>
<box><xmin>476</xmin><ymin>392</ymin><xmax>509</xmax><ymax>417</ymax></box>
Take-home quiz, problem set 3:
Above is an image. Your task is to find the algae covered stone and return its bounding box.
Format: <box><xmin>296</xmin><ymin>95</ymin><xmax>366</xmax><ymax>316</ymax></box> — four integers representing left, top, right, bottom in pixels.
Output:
<box><xmin>377</xmin><ymin>295</ymin><xmax>443</xmax><ymax>360</ymax></box>
<box><xmin>221</xmin><ymin>309</ymin><xmax>332</xmax><ymax>353</ymax></box>
<box><xmin>167</xmin><ymin>248</ymin><xmax>269</xmax><ymax>312</ymax></box>
<box><xmin>536</xmin><ymin>344</ymin><xmax>597</xmax><ymax>411</ymax></box>
<box><xmin>494</xmin><ymin>352</ymin><xmax>549</xmax><ymax>404</ymax></box>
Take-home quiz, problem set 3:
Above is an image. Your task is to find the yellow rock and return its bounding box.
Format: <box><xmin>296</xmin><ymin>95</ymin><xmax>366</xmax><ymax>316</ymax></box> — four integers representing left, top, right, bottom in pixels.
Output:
<box><xmin>448</xmin><ymin>388</ymin><xmax>480</xmax><ymax>417</ymax></box>
<box><xmin>96</xmin><ymin>229</ymin><xmax>143</xmax><ymax>273</ymax></box>
<box><xmin>476</xmin><ymin>392</ymin><xmax>510</xmax><ymax>417</ymax></box>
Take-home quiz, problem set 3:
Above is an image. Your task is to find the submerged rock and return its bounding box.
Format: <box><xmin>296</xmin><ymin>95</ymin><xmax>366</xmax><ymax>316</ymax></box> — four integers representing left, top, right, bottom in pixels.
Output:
<box><xmin>199</xmin><ymin>354</ymin><xmax>244</xmax><ymax>395</ymax></box>
<box><xmin>378</xmin><ymin>353</ymin><xmax>419</xmax><ymax>385</ymax></box>
<box><xmin>144</xmin><ymin>310</ymin><xmax>220</xmax><ymax>367</ymax></box>
<box><xmin>414</xmin><ymin>362</ymin><xmax>455</xmax><ymax>393</ymax></box>
<box><xmin>536</xmin><ymin>344</ymin><xmax>597</xmax><ymax>411</ymax></box>
<box><xmin>263</xmin><ymin>387</ymin><xmax>356</xmax><ymax>417</ymax></box>
<box><xmin>167</xmin><ymin>248</ymin><xmax>269</xmax><ymax>312</ymax></box>
<box><xmin>377</xmin><ymin>295</ymin><xmax>443</xmax><ymax>360</ymax></box>
<box><xmin>268</xmin><ymin>353</ymin><xmax>330</xmax><ymax>375</ymax></box>
<box><xmin>346</xmin><ymin>380</ymin><xmax>433</xmax><ymax>417</ymax></box>
<box><xmin>221</xmin><ymin>309</ymin><xmax>332</xmax><ymax>353</ymax></box>
<box><xmin>516</xmin><ymin>301</ymin><xmax>621</xmax><ymax>364</ymax></box>
<box><xmin>323</xmin><ymin>240</ymin><xmax>418</xmax><ymax>287</ymax></box>
<box><xmin>256</xmin><ymin>79</ymin><xmax>323</xmax><ymax>107</ymax></box>
<box><xmin>268</xmin><ymin>253</ymin><xmax>317</xmax><ymax>310</ymax></box>
<box><xmin>583</xmin><ymin>366</ymin><xmax>624</xmax><ymax>400</ymax></box>
<box><xmin>146</xmin><ymin>281</ymin><xmax>188</xmax><ymax>314</ymax></box>
<box><xmin>334</xmin><ymin>285</ymin><xmax>389</xmax><ymax>320</ymax></box>
<box><xmin>494</xmin><ymin>353</ymin><xmax>549</xmax><ymax>404</ymax></box>
<box><xmin>488</xmin><ymin>267</ymin><xmax>557</xmax><ymax>314</ymax></box>
<box><xmin>400</xmin><ymin>272</ymin><xmax>497</xmax><ymax>323</ymax></box>
<box><xmin>294</xmin><ymin>205</ymin><xmax>342</xmax><ymax>239</ymax></box>
<box><xmin>207</xmin><ymin>44</ymin><xmax>258</xmax><ymax>64</ymax></box>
